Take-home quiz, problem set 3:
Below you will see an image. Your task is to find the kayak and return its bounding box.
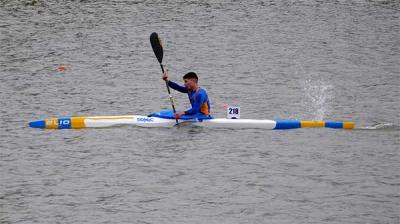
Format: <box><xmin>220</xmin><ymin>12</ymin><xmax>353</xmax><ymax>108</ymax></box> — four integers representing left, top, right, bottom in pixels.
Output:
<box><xmin>29</xmin><ymin>115</ymin><xmax>354</xmax><ymax>129</ymax></box>
<box><xmin>30</xmin><ymin>33</ymin><xmax>356</xmax><ymax>131</ymax></box>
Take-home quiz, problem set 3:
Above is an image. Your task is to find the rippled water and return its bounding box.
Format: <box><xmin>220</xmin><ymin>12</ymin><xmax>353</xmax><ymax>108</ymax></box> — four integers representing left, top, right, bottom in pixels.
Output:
<box><xmin>1</xmin><ymin>0</ymin><xmax>399</xmax><ymax>223</ymax></box>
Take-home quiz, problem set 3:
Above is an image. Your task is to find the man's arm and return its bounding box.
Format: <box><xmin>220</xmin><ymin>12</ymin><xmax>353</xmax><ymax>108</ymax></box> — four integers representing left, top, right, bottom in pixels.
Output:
<box><xmin>174</xmin><ymin>93</ymin><xmax>206</xmax><ymax>118</ymax></box>
<box><xmin>184</xmin><ymin>92</ymin><xmax>206</xmax><ymax>115</ymax></box>
<box><xmin>162</xmin><ymin>70</ymin><xmax>188</xmax><ymax>93</ymax></box>
<box><xmin>167</xmin><ymin>81</ymin><xmax>188</xmax><ymax>93</ymax></box>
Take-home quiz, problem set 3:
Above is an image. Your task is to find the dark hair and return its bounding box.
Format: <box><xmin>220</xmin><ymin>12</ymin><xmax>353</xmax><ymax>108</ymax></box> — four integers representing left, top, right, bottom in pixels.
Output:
<box><xmin>183</xmin><ymin>72</ymin><xmax>198</xmax><ymax>81</ymax></box>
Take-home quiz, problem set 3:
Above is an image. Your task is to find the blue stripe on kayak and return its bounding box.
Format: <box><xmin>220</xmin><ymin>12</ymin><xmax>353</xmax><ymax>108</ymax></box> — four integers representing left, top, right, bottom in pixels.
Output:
<box><xmin>274</xmin><ymin>120</ymin><xmax>301</xmax><ymax>129</ymax></box>
<box><xmin>325</xmin><ymin>121</ymin><xmax>343</xmax><ymax>129</ymax></box>
<box><xmin>29</xmin><ymin>120</ymin><xmax>46</xmax><ymax>128</ymax></box>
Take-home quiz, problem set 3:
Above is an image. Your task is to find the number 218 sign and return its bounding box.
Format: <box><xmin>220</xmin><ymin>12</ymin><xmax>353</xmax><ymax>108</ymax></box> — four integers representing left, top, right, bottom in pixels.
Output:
<box><xmin>227</xmin><ymin>106</ymin><xmax>240</xmax><ymax>119</ymax></box>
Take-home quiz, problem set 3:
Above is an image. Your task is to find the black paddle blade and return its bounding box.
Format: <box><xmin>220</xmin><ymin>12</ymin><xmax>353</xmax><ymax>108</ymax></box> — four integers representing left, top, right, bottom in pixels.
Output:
<box><xmin>150</xmin><ymin>32</ymin><xmax>163</xmax><ymax>63</ymax></box>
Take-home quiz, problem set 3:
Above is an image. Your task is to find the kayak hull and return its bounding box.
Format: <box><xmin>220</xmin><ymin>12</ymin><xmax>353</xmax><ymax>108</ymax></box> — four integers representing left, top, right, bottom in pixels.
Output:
<box><xmin>29</xmin><ymin>115</ymin><xmax>354</xmax><ymax>129</ymax></box>
<box><xmin>195</xmin><ymin>119</ymin><xmax>277</xmax><ymax>129</ymax></box>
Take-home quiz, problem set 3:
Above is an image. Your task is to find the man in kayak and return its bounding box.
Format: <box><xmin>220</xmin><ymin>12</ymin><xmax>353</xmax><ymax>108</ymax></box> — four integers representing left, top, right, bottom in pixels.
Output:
<box><xmin>162</xmin><ymin>70</ymin><xmax>211</xmax><ymax>119</ymax></box>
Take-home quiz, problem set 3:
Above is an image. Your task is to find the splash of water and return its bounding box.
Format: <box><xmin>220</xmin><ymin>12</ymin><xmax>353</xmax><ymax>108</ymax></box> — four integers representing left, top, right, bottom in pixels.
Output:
<box><xmin>303</xmin><ymin>77</ymin><xmax>333</xmax><ymax>120</ymax></box>
<box><xmin>295</xmin><ymin>67</ymin><xmax>334</xmax><ymax>121</ymax></box>
<box><xmin>293</xmin><ymin>59</ymin><xmax>334</xmax><ymax>120</ymax></box>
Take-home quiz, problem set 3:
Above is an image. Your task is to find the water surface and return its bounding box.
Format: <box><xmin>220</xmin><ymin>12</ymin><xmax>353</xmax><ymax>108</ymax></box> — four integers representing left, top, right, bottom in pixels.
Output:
<box><xmin>1</xmin><ymin>0</ymin><xmax>399</xmax><ymax>223</ymax></box>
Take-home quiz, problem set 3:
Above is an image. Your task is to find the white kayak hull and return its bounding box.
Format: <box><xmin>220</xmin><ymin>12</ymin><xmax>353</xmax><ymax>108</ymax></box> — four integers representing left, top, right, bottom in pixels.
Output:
<box><xmin>196</xmin><ymin>119</ymin><xmax>276</xmax><ymax>129</ymax></box>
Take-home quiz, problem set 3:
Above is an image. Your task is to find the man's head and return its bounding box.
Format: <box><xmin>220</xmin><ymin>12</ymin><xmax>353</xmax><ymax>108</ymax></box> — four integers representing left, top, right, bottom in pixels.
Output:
<box><xmin>183</xmin><ymin>72</ymin><xmax>198</xmax><ymax>90</ymax></box>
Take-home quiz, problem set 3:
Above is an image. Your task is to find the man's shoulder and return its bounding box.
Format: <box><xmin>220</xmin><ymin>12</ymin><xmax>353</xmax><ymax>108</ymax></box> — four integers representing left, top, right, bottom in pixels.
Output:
<box><xmin>197</xmin><ymin>87</ymin><xmax>208</xmax><ymax>95</ymax></box>
<box><xmin>199</xmin><ymin>86</ymin><xmax>208</xmax><ymax>92</ymax></box>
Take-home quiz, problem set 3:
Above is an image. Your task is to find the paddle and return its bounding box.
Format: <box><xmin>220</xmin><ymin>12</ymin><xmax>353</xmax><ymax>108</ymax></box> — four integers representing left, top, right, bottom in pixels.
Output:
<box><xmin>150</xmin><ymin>32</ymin><xmax>179</xmax><ymax>124</ymax></box>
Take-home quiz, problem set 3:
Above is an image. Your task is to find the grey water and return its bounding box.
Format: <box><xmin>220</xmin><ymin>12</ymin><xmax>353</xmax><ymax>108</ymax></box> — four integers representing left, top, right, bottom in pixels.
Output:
<box><xmin>1</xmin><ymin>0</ymin><xmax>399</xmax><ymax>223</ymax></box>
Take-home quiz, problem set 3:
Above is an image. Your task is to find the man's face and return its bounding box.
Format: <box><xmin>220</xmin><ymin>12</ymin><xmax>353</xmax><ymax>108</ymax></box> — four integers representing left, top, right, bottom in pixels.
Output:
<box><xmin>183</xmin><ymin>78</ymin><xmax>197</xmax><ymax>90</ymax></box>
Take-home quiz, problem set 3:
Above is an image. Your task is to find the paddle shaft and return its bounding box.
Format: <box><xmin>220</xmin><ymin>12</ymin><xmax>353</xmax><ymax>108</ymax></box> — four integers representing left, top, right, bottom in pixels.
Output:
<box><xmin>160</xmin><ymin>63</ymin><xmax>179</xmax><ymax>124</ymax></box>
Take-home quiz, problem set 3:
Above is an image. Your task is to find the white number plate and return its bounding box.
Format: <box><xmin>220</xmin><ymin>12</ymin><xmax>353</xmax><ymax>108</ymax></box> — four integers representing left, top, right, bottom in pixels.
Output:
<box><xmin>227</xmin><ymin>106</ymin><xmax>240</xmax><ymax>119</ymax></box>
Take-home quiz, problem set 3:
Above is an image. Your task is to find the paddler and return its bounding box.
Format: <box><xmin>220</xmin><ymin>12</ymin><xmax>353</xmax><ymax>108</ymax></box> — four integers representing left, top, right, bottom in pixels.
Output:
<box><xmin>162</xmin><ymin>70</ymin><xmax>211</xmax><ymax>119</ymax></box>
